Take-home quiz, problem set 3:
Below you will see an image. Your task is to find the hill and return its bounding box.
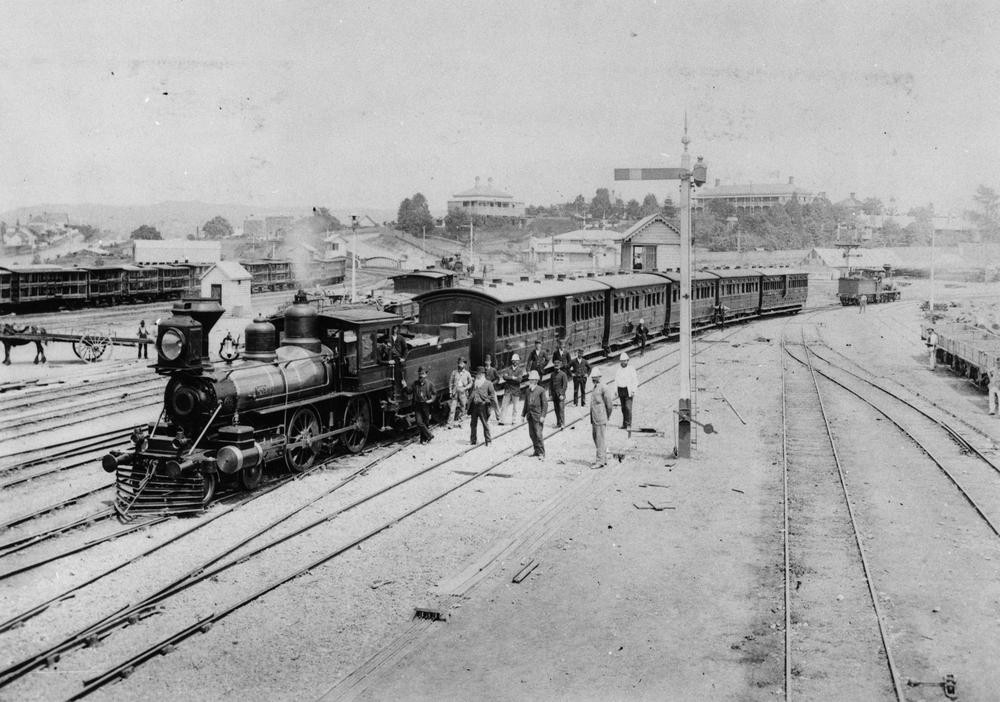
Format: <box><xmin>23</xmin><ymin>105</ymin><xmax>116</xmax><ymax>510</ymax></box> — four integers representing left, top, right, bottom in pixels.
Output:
<box><xmin>0</xmin><ymin>202</ymin><xmax>396</xmax><ymax>240</ymax></box>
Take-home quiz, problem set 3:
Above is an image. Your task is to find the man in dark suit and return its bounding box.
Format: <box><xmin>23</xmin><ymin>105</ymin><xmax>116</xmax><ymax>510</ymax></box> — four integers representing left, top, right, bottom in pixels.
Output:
<box><xmin>526</xmin><ymin>339</ymin><xmax>548</xmax><ymax>378</ymax></box>
<box><xmin>550</xmin><ymin>338</ymin><xmax>570</xmax><ymax>367</ymax></box>
<box><xmin>411</xmin><ymin>366</ymin><xmax>436</xmax><ymax>444</ymax></box>
<box><xmin>521</xmin><ymin>370</ymin><xmax>548</xmax><ymax>459</ymax></box>
<box><xmin>569</xmin><ymin>348</ymin><xmax>591</xmax><ymax>406</ymax></box>
<box><xmin>549</xmin><ymin>357</ymin><xmax>569</xmax><ymax>428</ymax></box>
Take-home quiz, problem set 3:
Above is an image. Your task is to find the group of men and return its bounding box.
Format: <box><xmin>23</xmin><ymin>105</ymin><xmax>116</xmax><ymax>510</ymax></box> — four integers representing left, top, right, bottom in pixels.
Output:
<box><xmin>426</xmin><ymin>341</ymin><xmax>639</xmax><ymax>468</ymax></box>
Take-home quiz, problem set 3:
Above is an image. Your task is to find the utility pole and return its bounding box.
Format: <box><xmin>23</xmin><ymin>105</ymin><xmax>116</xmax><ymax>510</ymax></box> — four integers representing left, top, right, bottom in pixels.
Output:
<box><xmin>468</xmin><ymin>220</ymin><xmax>474</xmax><ymax>273</ymax></box>
<box><xmin>615</xmin><ymin>120</ymin><xmax>707</xmax><ymax>458</ymax></box>
<box><xmin>551</xmin><ymin>232</ymin><xmax>556</xmax><ymax>275</ymax></box>
<box><xmin>350</xmin><ymin>214</ymin><xmax>359</xmax><ymax>302</ymax></box>
<box><xmin>929</xmin><ymin>218</ymin><xmax>936</xmax><ymax>313</ymax></box>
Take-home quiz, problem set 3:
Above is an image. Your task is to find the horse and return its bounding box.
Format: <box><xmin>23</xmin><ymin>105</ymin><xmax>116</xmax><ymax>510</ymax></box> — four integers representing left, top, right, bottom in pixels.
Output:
<box><xmin>1</xmin><ymin>323</ymin><xmax>47</xmax><ymax>365</ymax></box>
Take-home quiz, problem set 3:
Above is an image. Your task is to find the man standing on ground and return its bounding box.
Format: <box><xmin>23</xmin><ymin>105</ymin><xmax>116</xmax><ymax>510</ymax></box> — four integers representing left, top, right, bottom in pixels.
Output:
<box><xmin>469</xmin><ymin>366</ymin><xmax>499</xmax><ymax>445</ymax></box>
<box><xmin>483</xmin><ymin>354</ymin><xmax>502</xmax><ymax>422</ymax></box>
<box><xmin>927</xmin><ymin>327</ymin><xmax>938</xmax><ymax>370</ymax></box>
<box><xmin>615</xmin><ymin>352</ymin><xmax>639</xmax><ymax>430</ymax></box>
<box><xmin>411</xmin><ymin>366</ymin><xmax>436</xmax><ymax>444</ymax></box>
<box><xmin>549</xmin><ymin>357</ymin><xmax>569</xmax><ymax>428</ymax></box>
<box><xmin>526</xmin><ymin>339</ymin><xmax>548</xmax><ymax>378</ymax></box>
<box><xmin>499</xmin><ymin>353</ymin><xmax>523</xmax><ymax>425</ymax></box>
<box><xmin>550</xmin><ymin>338</ymin><xmax>570</xmax><ymax>367</ymax></box>
<box><xmin>589</xmin><ymin>367</ymin><xmax>615</xmax><ymax>468</ymax></box>
<box><xmin>569</xmin><ymin>348</ymin><xmax>590</xmax><ymax>407</ymax></box>
<box><xmin>858</xmin><ymin>294</ymin><xmax>867</xmax><ymax>313</ymax></box>
<box><xmin>448</xmin><ymin>358</ymin><xmax>473</xmax><ymax>428</ymax></box>
<box><xmin>137</xmin><ymin>320</ymin><xmax>150</xmax><ymax>359</ymax></box>
<box><xmin>522</xmin><ymin>370</ymin><xmax>548</xmax><ymax>459</ymax></box>
<box><xmin>634</xmin><ymin>318</ymin><xmax>649</xmax><ymax>356</ymax></box>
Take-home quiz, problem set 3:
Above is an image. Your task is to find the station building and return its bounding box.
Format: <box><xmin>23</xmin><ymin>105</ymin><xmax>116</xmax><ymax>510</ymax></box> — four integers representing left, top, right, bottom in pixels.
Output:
<box><xmin>693</xmin><ymin>177</ymin><xmax>817</xmax><ymax>213</ymax></box>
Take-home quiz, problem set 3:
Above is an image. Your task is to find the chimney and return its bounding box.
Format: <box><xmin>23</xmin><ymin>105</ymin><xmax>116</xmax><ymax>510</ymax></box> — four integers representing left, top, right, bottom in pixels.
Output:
<box><xmin>788</xmin><ymin>176</ymin><xmax>794</xmax><ymax>185</ymax></box>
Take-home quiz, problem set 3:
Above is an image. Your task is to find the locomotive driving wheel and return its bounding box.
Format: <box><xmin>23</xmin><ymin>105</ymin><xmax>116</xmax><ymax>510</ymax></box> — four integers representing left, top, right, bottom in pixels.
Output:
<box><xmin>285</xmin><ymin>406</ymin><xmax>322</xmax><ymax>472</ymax></box>
<box><xmin>198</xmin><ymin>472</ymin><xmax>217</xmax><ymax>506</ymax></box>
<box><xmin>342</xmin><ymin>397</ymin><xmax>371</xmax><ymax>454</ymax></box>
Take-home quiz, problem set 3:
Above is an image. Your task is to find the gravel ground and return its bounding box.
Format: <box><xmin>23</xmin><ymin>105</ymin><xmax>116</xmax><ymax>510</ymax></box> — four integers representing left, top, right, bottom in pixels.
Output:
<box><xmin>4</xmin><ymin>277</ymin><xmax>1000</xmax><ymax>701</ymax></box>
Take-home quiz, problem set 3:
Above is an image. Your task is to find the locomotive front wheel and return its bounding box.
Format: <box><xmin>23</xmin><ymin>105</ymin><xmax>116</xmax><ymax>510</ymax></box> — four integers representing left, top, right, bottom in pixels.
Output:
<box><xmin>199</xmin><ymin>472</ymin><xmax>217</xmax><ymax>506</ymax></box>
<box><xmin>285</xmin><ymin>406</ymin><xmax>322</xmax><ymax>473</ymax></box>
<box><xmin>240</xmin><ymin>462</ymin><xmax>263</xmax><ymax>490</ymax></box>
<box><xmin>342</xmin><ymin>397</ymin><xmax>371</xmax><ymax>454</ymax></box>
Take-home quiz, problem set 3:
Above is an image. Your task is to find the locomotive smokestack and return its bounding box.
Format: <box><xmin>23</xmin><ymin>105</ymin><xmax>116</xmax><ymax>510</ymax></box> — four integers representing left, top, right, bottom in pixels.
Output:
<box><xmin>172</xmin><ymin>298</ymin><xmax>225</xmax><ymax>360</ymax></box>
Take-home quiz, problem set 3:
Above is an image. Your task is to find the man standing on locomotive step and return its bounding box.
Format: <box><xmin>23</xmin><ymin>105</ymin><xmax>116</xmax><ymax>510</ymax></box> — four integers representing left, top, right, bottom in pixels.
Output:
<box><xmin>988</xmin><ymin>358</ymin><xmax>1000</xmax><ymax>416</ymax></box>
<box><xmin>388</xmin><ymin>326</ymin><xmax>408</xmax><ymax>387</ymax></box>
<box><xmin>448</xmin><ymin>357</ymin><xmax>473</xmax><ymax>428</ymax></box>
<box><xmin>522</xmin><ymin>370</ymin><xmax>548</xmax><ymax>459</ymax></box>
<box><xmin>469</xmin><ymin>366</ymin><xmax>499</xmax><ymax>445</ymax></box>
<box><xmin>412</xmin><ymin>366</ymin><xmax>436</xmax><ymax>444</ymax></box>
<box><xmin>589</xmin><ymin>366</ymin><xmax>615</xmax><ymax>468</ymax></box>
<box><xmin>527</xmin><ymin>339</ymin><xmax>548</xmax><ymax>378</ymax></box>
<box><xmin>499</xmin><ymin>353</ymin><xmax>523</xmax><ymax>425</ymax></box>
<box><xmin>927</xmin><ymin>327</ymin><xmax>938</xmax><ymax>370</ymax></box>
<box><xmin>569</xmin><ymin>348</ymin><xmax>591</xmax><ymax>407</ymax></box>
<box><xmin>549</xmin><ymin>357</ymin><xmax>569</xmax><ymax>428</ymax></box>
<box><xmin>137</xmin><ymin>320</ymin><xmax>149</xmax><ymax>359</ymax></box>
<box><xmin>615</xmin><ymin>352</ymin><xmax>639</xmax><ymax>430</ymax></box>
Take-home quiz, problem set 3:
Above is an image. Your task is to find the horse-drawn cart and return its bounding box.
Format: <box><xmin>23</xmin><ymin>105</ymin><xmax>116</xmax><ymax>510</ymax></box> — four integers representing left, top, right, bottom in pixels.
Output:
<box><xmin>0</xmin><ymin>324</ymin><xmax>152</xmax><ymax>364</ymax></box>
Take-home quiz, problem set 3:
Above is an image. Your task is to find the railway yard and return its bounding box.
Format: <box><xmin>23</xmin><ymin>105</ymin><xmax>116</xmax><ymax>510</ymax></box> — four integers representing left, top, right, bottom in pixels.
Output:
<box><xmin>1</xmin><ymin>275</ymin><xmax>999</xmax><ymax>701</ymax></box>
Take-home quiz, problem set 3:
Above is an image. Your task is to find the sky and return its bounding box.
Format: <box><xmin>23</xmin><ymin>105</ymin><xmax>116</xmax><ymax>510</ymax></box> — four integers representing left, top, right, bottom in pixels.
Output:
<box><xmin>2</xmin><ymin>0</ymin><xmax>999</xmax><ymax>216</ymax></box>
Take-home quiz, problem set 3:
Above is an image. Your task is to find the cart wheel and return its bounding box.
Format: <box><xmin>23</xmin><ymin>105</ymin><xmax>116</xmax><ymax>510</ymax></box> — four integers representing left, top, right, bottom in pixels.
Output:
<box><xmin>73</xmin><ymin>333</ymin><xmax>110</xmax><ymax>362</ymax></box>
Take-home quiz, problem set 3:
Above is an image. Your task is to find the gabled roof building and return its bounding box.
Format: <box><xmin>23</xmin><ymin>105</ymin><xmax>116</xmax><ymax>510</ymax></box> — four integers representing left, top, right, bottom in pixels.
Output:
<box><xmin>693</xmin><ymin>177</ymin><xmax>817</xmax><ymax>213</ymax></box>
<box><xmin>447</xmin><ymin>177</ymin><xmax>525</xmax><ymax>221</ymax></box>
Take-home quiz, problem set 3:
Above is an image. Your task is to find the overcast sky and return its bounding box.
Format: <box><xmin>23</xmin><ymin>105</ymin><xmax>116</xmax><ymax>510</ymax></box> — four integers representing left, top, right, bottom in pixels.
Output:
<box><xmin>2</xmin><ymin>0</ymin><xmax>998</xmax><ymax>215</ymax></box>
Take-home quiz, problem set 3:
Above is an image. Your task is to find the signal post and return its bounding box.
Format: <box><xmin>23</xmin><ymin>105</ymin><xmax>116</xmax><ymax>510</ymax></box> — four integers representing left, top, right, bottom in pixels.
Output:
<box><xmin>615</xmin><ymin>127</ymin><xmax>706</xmax><ymax>458</ymax></box>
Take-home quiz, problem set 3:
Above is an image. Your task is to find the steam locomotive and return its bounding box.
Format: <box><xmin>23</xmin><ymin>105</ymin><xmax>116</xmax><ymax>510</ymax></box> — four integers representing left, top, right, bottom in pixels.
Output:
<box><xmin>103</xmin><ymin>293</ymin><xmax>468</xmax><ymax>517</ymax></box>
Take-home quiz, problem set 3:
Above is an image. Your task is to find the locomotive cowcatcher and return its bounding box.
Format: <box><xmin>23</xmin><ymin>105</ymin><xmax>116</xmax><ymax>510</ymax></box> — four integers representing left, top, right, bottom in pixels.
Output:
<box><xmin>103</xmin><ymin>293</ymin><xmax>469</xmax><ymax>518</ymax></box>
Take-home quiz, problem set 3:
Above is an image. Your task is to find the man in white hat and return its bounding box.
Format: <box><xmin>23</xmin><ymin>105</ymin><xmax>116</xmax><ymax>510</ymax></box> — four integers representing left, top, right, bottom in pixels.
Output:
<box><xmin>615</xmin><ymin>352</ymin><xmax>639</xmax><ymax>430</ymax></box>
<box><xmin>521</xmin><ymin>369</ymin><xmax>548</xmax><ymax>459</ymax></box>
<box><xmin>498</xmin><ymin>353</ymin><xmax>523</xmax><ymax>424</ymax></box>
<box><xmin>589</xmin><ymin>366</ymin><xmax>615</xmax><ymax>467</ymax></box>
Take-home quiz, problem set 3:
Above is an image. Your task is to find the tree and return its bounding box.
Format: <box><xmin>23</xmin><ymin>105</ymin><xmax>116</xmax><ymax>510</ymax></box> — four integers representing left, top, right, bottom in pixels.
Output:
<box><xmin>311</xmin><ymin>207</ymin><xmax>343</xmax><ymax>231</ymax></box>
<box><xmin>967</xmin><ymin>185</ymin><xmax>1000</xmax><ymax>241</ymax></box>
<box><xmin>571</xmin><ymin>194</ymin><xmax>586</xmax><ymax>214</ymax></box>
<box><xmin>640</xmin><ymin>193</ymin><xmax>660</xmax><ymax>217</ymax></box>
<box><xmin>444</xmin><ymin>207</ymin><xmax>470</xmax><ymax>237</ymax></box>
<box><xmin>396</xmin><ymin>192</ymin><xmax>435</xmax><ymax>236</ymax></box>
<box><xmin>130</xmin><ymin>225</ymin><xmax>162</xmax><ymax>240</ymax></box>
<box><xmin>661</xmin><ymin>197</ymin><xmax>677</xmax><ymax>219</ymax></box>
<box><xmin>625</xmin><ymin>199</ymin><xmax>641</xmax><ymax>220</ymax></box>
<box><xmin>589</xmin><ymin>188</ymin><xmax>612</xmax><ymax>220</ymax></box>
<box><xmin>201</xmin><ymin>215</ymin><xmax>234</xmax><ymax>240</ymax></box>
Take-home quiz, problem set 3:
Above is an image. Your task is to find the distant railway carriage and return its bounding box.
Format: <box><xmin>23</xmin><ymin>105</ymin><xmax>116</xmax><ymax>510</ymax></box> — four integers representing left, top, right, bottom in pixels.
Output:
<box><xmin>83</xmin><ymin>265</ymin><xmax>125</xmax><ymax>304</ymax></box>
<box><xmin>0</xmin><ymin>268</ymin><xmax>11</xmax><ymax>308</ymax></box>
<box><xmin>157</xmin><ymin>264</ymin><xmax>189</xmax><ymax>298</ymax></box>
<box><xmin>390</xmin><ymin>269</ymin><xmax>456</xmax><ymax>294</ymax></box>
<box><xmin>712</xmin><ymin>269</ymin><xmax>762</xmax><ymax>322</ymax></box>
<box><xmin>2</xmin><ymin>265</ymin><xmax>88</xmax><ymax>307</ymax></box>
<box><xmin>759</xmin><ymin>269</ymin><xmax>810</xmax><ymax>315</ymax></box>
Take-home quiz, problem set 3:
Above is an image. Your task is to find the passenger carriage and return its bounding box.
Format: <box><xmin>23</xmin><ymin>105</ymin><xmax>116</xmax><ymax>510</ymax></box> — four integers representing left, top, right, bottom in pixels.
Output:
<box><xmin>713</xmin><ymin>269</ymin><xmax>763</xmax><ymax>322</ymax></box>
<box><xmin>601</xmin><ymin>273</ymin><xmax>671</xmax><ymax>349</ymax></box>
<box><xmin>2</xmin><ymin>265</ymin><xmax>88</xmax><ymax>308</ymax></box>
<box><xmin>0</xmin><ymin>268</ymin><xmax>11</xmax><ymax>311</ymax></box>
<box><xmin>157</xmin><ymin>264</ymin><xmax>190</xmax><ymax>299</ymax></box>
<box><xmin>82</xmin><ymin>265</ymin><xmax>126</xmax><ymax>305</ymax></box>
<box><xmin>655</xmin><ymin>271</ymin><xmax>722</xmax><ymax>331</ymax></box>
<box><xmin>414</xmin><ymin>278</ymin><xmax>611</xmax><ymax>370</ymax></box>
<box><xmin>122</xmin><ymin>264</ymin><xmax>160</xmax><ymax>301</ymax></box>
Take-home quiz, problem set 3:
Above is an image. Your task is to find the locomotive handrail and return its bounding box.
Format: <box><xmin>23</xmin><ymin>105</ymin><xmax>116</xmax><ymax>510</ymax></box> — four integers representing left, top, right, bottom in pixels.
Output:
<box><xmin>187</xmin><ymin>403</ymin><xmax>223</xmax><ymax>457</ymax></box>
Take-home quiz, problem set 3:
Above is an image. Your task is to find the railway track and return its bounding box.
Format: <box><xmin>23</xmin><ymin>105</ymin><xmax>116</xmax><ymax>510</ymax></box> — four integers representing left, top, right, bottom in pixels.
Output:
<box><xmin>0</xmin><ymin>313</ymin><xmax>748</xmax><ymax>700</ymax></box>
<box><xmin>780</xmin><ymin>330</ymin><xmax>904</xmax><ymax>700</ymax></box>
<box><xmin>782</xmin><ymin>321</ymin><xmax>1000</xmax><ymax>699</ymax></box>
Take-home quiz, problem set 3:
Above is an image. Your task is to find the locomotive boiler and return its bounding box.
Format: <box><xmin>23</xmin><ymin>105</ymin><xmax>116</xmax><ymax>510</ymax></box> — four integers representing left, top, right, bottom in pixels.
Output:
<box><xmin>103</xmin><ymin>293</ymin><xmax>469</xmax><ymax>518</ymax></box>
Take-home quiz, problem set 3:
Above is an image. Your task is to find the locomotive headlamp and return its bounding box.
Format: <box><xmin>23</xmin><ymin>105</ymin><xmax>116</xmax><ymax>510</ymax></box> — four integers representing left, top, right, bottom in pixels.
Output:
<box><xmin>160</xmin><ymin>328</ymin><xmax>185</xmax><ymax>361</ymax></box>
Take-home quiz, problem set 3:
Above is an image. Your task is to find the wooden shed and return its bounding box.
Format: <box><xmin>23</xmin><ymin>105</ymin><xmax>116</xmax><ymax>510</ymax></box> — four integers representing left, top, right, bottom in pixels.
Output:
<box><xmin>619</xmin><ymin>213</ymin><xmax>681</xmax><ymax>272</ymax></box>
<box><xmin>201</xmin><ymin>261</ymin><xmax>252</xmax><ymax>316</ymax></box>
<box><xmin>390</xmin><ymin>269</ymin><xmax>456</xmax><ymax>294</ymax></box>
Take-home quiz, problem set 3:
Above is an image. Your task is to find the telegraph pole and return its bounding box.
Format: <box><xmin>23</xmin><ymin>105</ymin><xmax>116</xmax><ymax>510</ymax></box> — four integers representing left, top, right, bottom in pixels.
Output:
<box><xmin>615</xmin><ymin>122</ymin><xmax>706</xmax><ymax>458</ymax></box>
<box><xmin>468</xmin><ymin>220</ymin><xmax>474</xmax><ymax>273</ymax></box>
